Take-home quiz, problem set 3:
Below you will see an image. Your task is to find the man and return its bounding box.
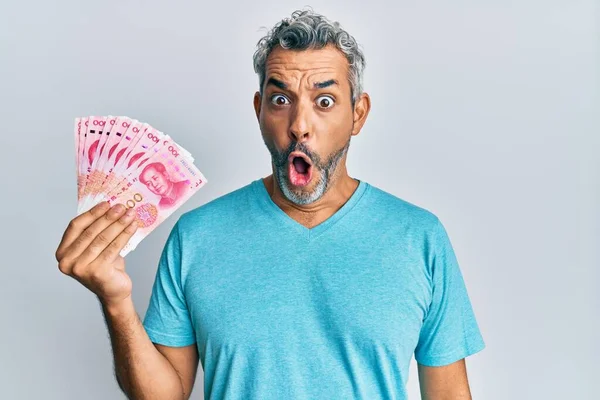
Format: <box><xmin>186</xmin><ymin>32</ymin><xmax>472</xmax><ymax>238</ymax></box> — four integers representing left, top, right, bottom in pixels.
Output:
<box><xmin>139</xmin><ymin>161</ymin><xmax>189</xmax><ymax>209</ymax></box>
<box><xmin>55</xmin><ymin>9</ymin><xmax>485</xmax><ymax>400</ymax></box>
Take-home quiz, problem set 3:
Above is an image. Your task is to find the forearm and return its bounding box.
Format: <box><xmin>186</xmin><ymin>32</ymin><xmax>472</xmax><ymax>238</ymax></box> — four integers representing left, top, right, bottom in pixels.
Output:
<box><xmin>101</xmin><ymin>297</ymin><xmax>184</xmax><ymax>400</ymax></box>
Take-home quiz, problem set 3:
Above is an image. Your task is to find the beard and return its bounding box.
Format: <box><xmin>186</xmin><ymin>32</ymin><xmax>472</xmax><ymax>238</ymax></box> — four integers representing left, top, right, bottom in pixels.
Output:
<box><xmin>263</xmin><ymin>136</ymin><xmax>351</xmax><ymax>206</ymax></box>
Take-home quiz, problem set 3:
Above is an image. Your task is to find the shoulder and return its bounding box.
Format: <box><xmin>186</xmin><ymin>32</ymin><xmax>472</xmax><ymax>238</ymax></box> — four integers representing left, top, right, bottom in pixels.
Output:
<box><xmin>362</xmin><ymin>182</ymin><xmax>457</xmax><ymax>279</ymax></box>
<box><xmin>362</xmin><ymin>181</ymin><xmax>441</xmax><ymax>233</ymax></box>
<box><xmin>176</xmin><ymin>180</ymin><xmax>256</xmax><ymax>233</ymax></box>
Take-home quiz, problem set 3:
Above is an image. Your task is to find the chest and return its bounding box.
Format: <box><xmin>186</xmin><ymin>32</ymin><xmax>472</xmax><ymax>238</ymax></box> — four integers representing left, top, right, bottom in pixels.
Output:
<box><xmin>183</xmin><ymin>237</ymin><xmax>432</xmax><ymax>362</ymax></box>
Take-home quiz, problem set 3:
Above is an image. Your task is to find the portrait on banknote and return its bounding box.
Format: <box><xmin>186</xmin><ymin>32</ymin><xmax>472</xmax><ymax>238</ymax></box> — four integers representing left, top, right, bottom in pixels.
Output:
<box><xmin>139</xmin><ymin>161</ymin><xmax>189</xmax><ymax>209</ymax></box>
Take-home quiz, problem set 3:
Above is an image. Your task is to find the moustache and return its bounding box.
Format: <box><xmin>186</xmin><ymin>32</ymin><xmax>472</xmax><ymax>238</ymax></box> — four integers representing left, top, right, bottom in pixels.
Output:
<box><xmin>274</xmin><ymin>143</ymin><xmax>320</xmax><ymax>167</ymax></box>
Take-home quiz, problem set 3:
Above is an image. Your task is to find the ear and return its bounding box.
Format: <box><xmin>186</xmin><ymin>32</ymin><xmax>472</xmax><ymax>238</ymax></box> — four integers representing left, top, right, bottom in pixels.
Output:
<box><xmin>351</xmin><ymin>92</ymin><xmax>371</xmax><ymax>136</ymax></box>
<box><xmin>253</xmin><ymin>91</ymin><xmax>262</xmax><ymax>121</ymax></box>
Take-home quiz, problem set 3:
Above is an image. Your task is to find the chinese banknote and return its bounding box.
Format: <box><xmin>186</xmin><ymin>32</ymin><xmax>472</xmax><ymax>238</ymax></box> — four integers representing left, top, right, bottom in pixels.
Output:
<box><xmin>74</xmin><ymin>116</ymin><xmax>207</xmax><ymax>256</ymax></box>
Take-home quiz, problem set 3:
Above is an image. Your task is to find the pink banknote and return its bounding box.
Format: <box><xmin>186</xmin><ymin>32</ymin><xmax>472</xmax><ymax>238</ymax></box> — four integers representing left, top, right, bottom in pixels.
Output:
<box><xmin>79</xmin><ymin>117</ymin><xmax>148</xmax><ymax>213</ymax></box>
<box><xmin>74</xmin><ymin>118</ymin><xmax>81</xmax><ymax>186</ymax></box>
<box><xmin>105</xmin><ymin>137</ymin><xmax>207</xmax><ymax>256</ymax></box>
<box><xmin>84</xmin><ymin>115</ymin><xmax>118</xmax><ymax>198</ymax></box>
<box><xmin>82</xmin><ymin>120</ymin><xmax>159</xmax><ymax>213</ymax></box>
<box><xmin>74</xmin><ymin>115</ymin><xmax>208</xmax><ymax>255</ymax></box>
<box><xmin>77</xmin><ymin>117</ymin><xmax>90</xmax><ymax>202</ymax></box>
<box><xmin>102</xmin><ymin>128</ymin><xmax>169</xmax><ymax>198</ymax></box>
<box><xmin>79</xmin><ymin>116</ymin><xmax>108</xmax><ymax>201</ymax></box>
<box><xmin>88</xmin><ymin>116</ymin><xmax>136</xmax><ymax>202</ymax></box>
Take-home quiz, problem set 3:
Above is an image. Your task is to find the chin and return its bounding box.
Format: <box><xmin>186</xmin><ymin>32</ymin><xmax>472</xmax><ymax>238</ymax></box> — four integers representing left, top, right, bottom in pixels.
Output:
<box><xmin>279</xmin><ymin>170</ymin><xmax>327</xmax><ymax>206</ymax></box>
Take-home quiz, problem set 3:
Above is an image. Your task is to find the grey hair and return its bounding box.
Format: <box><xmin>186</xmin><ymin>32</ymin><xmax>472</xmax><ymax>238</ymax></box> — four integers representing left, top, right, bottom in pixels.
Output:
<box><xmin>252</xmin><ymin>8</ymin><xmax>366</xmax><ymax>106</ymax></box>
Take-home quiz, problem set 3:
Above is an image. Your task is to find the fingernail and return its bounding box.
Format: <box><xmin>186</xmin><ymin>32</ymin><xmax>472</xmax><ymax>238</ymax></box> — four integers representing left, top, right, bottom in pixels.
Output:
<box><xmin>113</xmin><ymin>204</ymin><xmax>125</xmax><ymax>213</ymax></box>
<box><xmin>126</xmin><ymin>207</ymin><xmax>135</xmax><ymax>216</ymax></box>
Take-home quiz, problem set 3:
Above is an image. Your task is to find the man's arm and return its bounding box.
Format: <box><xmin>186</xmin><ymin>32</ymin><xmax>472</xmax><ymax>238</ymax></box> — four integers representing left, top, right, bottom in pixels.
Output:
<box><xmin>154</xmin><ymin>343</ymin><xmax>200</xmax><ymax>399</ymax></box>
<box><xmin>102</xmin><ymin>298</ymin><xmax>199</xmax><ymax>400</ymax></box>
<box><xmin>417</xmin><ymin>358</ymin><xmax>472</xmax><ymax>400</ymax></box>
<box><xmin>55</xmin><ymin>202</ymin><xmax>199</xmax><ymax>400</ymax></box>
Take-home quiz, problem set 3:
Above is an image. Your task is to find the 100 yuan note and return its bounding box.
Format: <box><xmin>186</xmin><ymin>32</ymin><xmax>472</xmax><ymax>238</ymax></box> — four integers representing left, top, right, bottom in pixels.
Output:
<box><xmin>80</xmin><ymin>115</ymin><xmax>122</xmax><ymax>210</ymax></box>
<box><xmin>85</xmin><ymin>116</ymin><xmax>134</xmax><ymax>202</ymax></box>
<box><xmin>84</xmin><ymin>115</ymin><xmax>117</xmax><ymax>199</ymax></box>
<box><xmin>104</xmin><ymin>139</ymin><xmax>207</xmax><ymax>256</ymax></box>
<box><xmin>99</xmin><ymin>126</ymin><xmax>200</xmax><ymax>204</ymax></box>
<box><xmin>79</xmin><ymin>117</ymin><xmax>143</xmax><ymax>213</ymax></box>
<box><xmin>80</xmin><ymin>116</ymin><xmax>107</xmax><ymax>200</ymax></box>
<box><xmin>77</xmin><ymin>117</ymin><xmax>90</xmax><ymax>205</ymax></box>
<box><xmin>103</xmin><ymin>134</ymin><xmax>190</xmax><ymax>201</ymax></box>
<box><xmin>74</xmin><ymin>118</ymin><xmax>81</xmax><ymax>195</ymax></box>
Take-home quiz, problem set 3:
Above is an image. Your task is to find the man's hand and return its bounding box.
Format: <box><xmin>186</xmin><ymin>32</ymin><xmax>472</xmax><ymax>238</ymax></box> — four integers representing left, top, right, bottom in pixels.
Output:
<box><xmin>55</xmin><ymin>201</ymin><xmax>139</xmax><ymax>309</ymax></box>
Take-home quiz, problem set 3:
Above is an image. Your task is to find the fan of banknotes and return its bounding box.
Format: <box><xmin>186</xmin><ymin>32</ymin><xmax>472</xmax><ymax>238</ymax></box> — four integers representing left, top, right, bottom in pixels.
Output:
<box><xmin>74</xmin><ymin>115</ymin><xmax>207</xmax><ymax>256</ymax></box>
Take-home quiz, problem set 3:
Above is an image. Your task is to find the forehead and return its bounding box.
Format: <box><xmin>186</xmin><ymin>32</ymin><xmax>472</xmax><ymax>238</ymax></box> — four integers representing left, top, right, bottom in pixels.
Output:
<box><xmin>265</xmin><ymin>44</ymin><xmax>349</xmax><ymax>85</ymax></box>
<box><xmin>142</xmin><ymin>166</ymin><xmax>158</xmax><ymax>176</ymax></box>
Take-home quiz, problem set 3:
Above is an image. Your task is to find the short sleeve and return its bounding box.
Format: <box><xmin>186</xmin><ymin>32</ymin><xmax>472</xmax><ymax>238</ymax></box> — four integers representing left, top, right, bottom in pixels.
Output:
<box><xmin>414</xmin><ymin>218</ymin><xmax>485</xmax><ymax>366</ymax></box>
<box><xmin>142</xmin><ymin>221</ymin><xmax>196</xmax><ymax>347</ymax></box>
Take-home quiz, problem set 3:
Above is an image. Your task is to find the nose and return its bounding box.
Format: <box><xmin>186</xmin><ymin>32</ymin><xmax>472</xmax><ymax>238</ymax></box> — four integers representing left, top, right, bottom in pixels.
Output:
<box><xmin>289</xmin><ymin>99</ymin><xmax>312</xmax><ymax>142</ymax></box>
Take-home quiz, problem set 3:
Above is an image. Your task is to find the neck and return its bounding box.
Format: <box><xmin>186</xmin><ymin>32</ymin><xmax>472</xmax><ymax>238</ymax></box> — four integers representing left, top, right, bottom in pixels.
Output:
<box><xmin>262</xmin><ymin>166</ymin><xmax>359</xmax><ymax>229</ymax></box>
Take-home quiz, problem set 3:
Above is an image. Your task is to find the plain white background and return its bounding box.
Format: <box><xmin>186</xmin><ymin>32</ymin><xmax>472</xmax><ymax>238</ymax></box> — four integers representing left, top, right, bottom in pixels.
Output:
<box><xmin>1</xmin><ymin>1</ymin><xmax>597</xmax><ymax>398</ymax></box>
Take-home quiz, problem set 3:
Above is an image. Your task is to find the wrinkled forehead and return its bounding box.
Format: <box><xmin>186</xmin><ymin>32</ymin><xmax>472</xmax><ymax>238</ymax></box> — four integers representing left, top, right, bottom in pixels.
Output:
<box><xmin>264</xmin><ymin>45</ymin><xmax>350</xmax><ymax>89</ymax></box>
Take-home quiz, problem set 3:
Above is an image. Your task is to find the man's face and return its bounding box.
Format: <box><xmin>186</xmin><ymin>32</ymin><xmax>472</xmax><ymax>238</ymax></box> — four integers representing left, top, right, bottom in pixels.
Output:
<box><xmin>254</xmin><ymin>44</ymin><xmax>358</xmax><ymax>205</ymax></box>
<box><xmin>141</xmin><ymin>166</ymin><xmax>170</xmax><ymax>196</ymax></box>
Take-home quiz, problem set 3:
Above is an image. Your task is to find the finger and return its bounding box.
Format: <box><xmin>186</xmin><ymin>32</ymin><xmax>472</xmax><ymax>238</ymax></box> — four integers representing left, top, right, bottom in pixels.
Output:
<box><xmin>56</xmin><ymin>201</ymin><xmax>111</xmax><ymax>261</ymax></box>
<box><xmin>96</xmin><ymin>218</ymin><xmax>139</xmax><ymax>265</ymax></box>
<box><xmin>77</xmin><ymin>208</ymin><xmax>138</xmax><ymax>266</ymax></box>
<box><xmin>63</xmin><ymin>203</ymin><xmax>128</xmax><ymax>261</ymax></box>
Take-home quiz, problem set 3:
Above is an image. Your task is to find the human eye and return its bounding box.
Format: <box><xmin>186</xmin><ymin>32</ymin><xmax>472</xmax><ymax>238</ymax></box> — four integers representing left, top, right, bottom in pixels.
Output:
<box><xmin>316</xmin><ymin>95</ymin><xmax>335</xmax><ymax>109</ymax></box>
<box><xmin>270</xmin><ymin>94</ymin><xmax>290</xmax><ymax>106</ymax></box>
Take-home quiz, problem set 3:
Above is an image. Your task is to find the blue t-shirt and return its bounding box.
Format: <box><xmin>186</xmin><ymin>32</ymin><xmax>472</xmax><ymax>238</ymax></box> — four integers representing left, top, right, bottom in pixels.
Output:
<box><xmin>142</xmin><ymin>178</ymin><xmax>485</xmax><ymax>399</ymax></box>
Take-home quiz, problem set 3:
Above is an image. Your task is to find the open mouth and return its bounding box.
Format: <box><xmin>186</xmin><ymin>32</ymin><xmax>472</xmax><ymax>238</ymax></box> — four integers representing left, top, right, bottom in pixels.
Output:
<box><xmin>288</xmin><ymin>152</ymin><xmax>313</xmax><ymax>187</ymax></box>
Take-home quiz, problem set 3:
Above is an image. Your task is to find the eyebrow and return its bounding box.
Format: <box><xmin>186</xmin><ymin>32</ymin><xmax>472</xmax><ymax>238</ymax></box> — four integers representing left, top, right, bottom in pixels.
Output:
<box><xmin>266</xmin><ymin>77</ymin><xmax>339</xmax><ymax>90</ymax></box>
